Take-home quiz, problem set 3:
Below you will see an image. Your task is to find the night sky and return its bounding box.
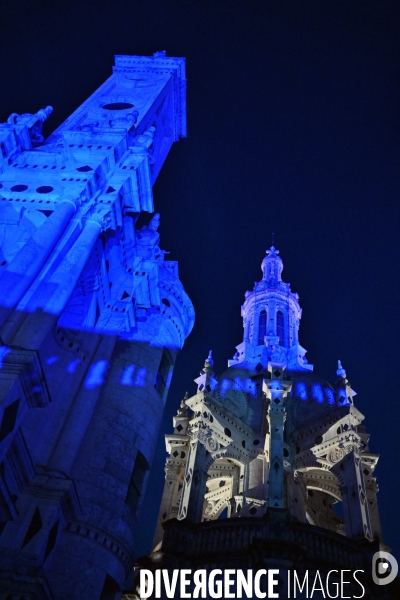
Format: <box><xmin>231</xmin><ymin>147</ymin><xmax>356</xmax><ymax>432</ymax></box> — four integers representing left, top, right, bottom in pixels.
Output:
<box><xmin>2</xmin><ymin>0</ymin><xmax>400</xmax><ymax>561</ymax></box>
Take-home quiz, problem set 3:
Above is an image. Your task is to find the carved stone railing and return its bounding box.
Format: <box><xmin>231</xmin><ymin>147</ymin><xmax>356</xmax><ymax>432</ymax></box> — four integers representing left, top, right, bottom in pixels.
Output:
<box><xmin>128</xmin><ymin>514</ymin><xmax>400</xmax><ymax>600</ymax></box>
<box><xmin>159</xmin><ymin>513</ymin><xmax>376</xmax><ymax>571</ymax></box>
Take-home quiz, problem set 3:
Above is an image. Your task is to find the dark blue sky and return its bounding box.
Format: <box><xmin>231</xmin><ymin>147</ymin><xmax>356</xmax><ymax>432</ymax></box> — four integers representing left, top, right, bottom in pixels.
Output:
<box><xmin>2</xmin><ymin>0</ymin><xmax>400</xmax><ymax>560</ymax></box>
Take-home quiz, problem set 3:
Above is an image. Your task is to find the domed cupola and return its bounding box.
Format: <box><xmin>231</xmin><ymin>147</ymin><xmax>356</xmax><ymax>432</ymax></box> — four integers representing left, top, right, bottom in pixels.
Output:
<box><xmin>229</xmin><ymin>245</ymin><xmax>313</xmax><ymax>372</ymax></box>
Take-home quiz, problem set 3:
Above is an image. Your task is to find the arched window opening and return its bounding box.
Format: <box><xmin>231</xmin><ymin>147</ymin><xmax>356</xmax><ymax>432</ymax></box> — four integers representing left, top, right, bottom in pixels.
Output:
<box><xmin>257</xmin><ymin>310</ymin><xmax>267</xmax><ymax>345</ymax></box>
<box><xmin>277</xmin><ymin>311</ymin><xmax>285</xmax><ymax>346</ymax></box>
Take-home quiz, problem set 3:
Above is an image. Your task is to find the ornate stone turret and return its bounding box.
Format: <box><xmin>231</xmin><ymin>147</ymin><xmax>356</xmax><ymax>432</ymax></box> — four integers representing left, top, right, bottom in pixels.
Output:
<box><xmin>230</xmin><ymin>245</ymin><xmax>311</xmax><ymax>372</ymax></box>
<box><xmin>134</xmin><ymin>245</ymin><xmax>395</xmax><ymax>600</ymax></box>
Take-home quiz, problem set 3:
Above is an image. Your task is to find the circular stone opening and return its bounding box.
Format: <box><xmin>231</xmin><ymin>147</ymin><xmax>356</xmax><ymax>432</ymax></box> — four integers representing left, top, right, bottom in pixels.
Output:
<box><xmin>11</xmin><ymin>184</ymin><xmax>28</xmax><ymax>192</ymax></box>
<box><xmin>36</xmin><ymin>185</ymin><xmax>54</xmax><ymax>194</ymax></box>
<box><xmin>102</xmin><ymin>102</ymin><xmax>134</xmax><ymax>111</ymax></box>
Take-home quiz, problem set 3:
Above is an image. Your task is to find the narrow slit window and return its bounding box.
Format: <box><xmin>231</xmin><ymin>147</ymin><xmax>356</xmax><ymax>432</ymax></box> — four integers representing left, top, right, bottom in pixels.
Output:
<box><xmin>154</xmin><ymin>350</ymin><xmax>172</xmax><ymax>398</ymax></box>
<box><xmin>258</xmin><ymin>310</ymin><xmax>267</xmax><ymax>345</ymax></box>
<box><xmin>125</xmin><ymin>451</ymin><xmax>149</xmax><ymax>513</ymax></box>
<box><xmin>277</xmin><ymin>311</ymin><xmax>285</xmax><ymax>346</ymax></box>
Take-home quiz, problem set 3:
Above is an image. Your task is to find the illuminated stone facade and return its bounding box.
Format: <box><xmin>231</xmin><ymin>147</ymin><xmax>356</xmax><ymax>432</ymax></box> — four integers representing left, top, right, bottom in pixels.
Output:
<box><xmin>132</xmin><ymin>247</ymin><xmax>399</xmax><ymax>599</ymax></box>
<box><xmin>0</xmin><ymin>53</ymin><xmax>194</xmax><ymax>599</ymax></box>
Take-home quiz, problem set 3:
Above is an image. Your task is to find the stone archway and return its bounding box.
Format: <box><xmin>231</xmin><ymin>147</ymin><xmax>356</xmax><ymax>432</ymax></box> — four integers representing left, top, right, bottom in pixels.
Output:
<box><xmin>202</xmin><ymin>458</ymin><xmax>243</xmax><ymax>521</ymax></box>
<box><xmin>303</xmin><ymin>468</ymin><xmax>344</xmax><ymax>534</ymax></box>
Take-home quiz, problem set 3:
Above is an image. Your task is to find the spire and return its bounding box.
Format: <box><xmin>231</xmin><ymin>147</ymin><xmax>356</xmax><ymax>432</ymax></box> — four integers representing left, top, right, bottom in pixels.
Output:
<box><xmin>194</xmin><ymin>350</ymin><xmax>217</xmax><ymax>392</ymax></box>
<box><xmin>204</xmin><ymin>350</ymin><xmax>214</xmax><ymax>373</ymax></box>
<box><xmin>335</xmin><ymin>360</ymin><xmax>357</xmax><ymax>405</ymax></box>
<box><xmin>177</xmin><ymin>391</ymin><xmax>189</xmax><ymax>416</ymax></box>
<box><xmin>336</xmin><ymin>360</ymin><xmax>346</xmax><ymax>379</ymax></box>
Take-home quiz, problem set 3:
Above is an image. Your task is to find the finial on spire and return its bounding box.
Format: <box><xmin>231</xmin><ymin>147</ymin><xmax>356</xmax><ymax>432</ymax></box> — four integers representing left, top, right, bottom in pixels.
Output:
<box><xmin>272</xmin><ymin>232</ymin><xmax>274</xmax><ymax>246</ymax></box>
<box><xmin>266</xmin><ymin>245</ymin><xmax>279</xmax><ymax>258</ymax></box>
<box><xmin>177</xmin><ymin>391</ymin><xmax>189</xmax><ymax>415</ymax></box>
<box><xmin>201</xmin><ymin>349</ymin><xmax>214</xmax><ymax>375</ymax></box>
<box><xmin>336</xmin><ymin>360</ymin><xmax>346</xmax><ymax>378</ymax></box>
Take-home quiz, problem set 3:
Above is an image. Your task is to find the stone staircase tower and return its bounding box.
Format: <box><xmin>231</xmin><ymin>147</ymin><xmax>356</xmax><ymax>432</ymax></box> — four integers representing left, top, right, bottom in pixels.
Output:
<box><xmin>0</xmin><ymin>53</ymin><xmax>194</xmax><ymax>599</ymax></box>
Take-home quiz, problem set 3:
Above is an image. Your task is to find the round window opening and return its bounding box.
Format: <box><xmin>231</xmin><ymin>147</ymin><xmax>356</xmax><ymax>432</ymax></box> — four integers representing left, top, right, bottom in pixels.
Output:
<box><xmin>36</xmin><ymin>186</ymin><xmax>53</xmax><ymax>194</ymax></box>
<box><xmin>102</xmin><ymin>102</ymin><xmax>134</xmax><ymax>111</ymax></box>
<box><xmin>11</xmin><ymin>184</ymin><xmax>28</xmax><ymax>192</ymax></box>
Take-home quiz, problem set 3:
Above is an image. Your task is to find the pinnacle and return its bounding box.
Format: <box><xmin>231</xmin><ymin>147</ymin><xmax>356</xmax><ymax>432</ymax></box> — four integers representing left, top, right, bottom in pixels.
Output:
<box><xmin>336</xmin><ymin>359</ymin><xmax>346</xmax><ymax>379</ymax></box>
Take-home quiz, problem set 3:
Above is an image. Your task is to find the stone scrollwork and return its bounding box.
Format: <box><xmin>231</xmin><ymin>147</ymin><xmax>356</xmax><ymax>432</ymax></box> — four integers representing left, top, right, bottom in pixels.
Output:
<box><xmin>205</xmin><ymin>436</ymin><xmax>219</xmax><ymax>452</ymax></box>
<box><xmin>329</xmin><ymin>448</ymin><xmax>344</xmax><ymax>463</ymax></box>
<box><xmin>7</xmin><ymin>106</ymin><xmax>53</xmax><ymax>145</ymax></box>
<box><xmin>204</xmin><ymin>501</ymin><xmax>214</xmax><ymax>515</ymax></box>
<box><xmin>188</xmin><ymin>423</ymin><xmax>219</xmax><ymax>452</ymax></box>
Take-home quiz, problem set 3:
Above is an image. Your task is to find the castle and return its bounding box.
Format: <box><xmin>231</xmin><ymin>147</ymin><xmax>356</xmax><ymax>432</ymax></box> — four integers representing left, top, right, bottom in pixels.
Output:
<box><xmin>0</xmin><ymin>51</ymin><xmax>398</xmax><ymax>600</ymax></box>
<box><xmin>0</xmin><ymin>53</ymin><xmax>194</xmax><ymax>599</ymax></box>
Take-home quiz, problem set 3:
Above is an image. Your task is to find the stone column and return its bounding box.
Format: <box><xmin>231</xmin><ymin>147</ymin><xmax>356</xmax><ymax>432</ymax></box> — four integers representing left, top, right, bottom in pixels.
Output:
<box><xmin>287</xmin><ymin>471</ymin><xmax>307</xmax><ymax>522</ymax></box>
<box><xmin>0</xmin><ymin>200</ymin><xmax>76</xmax><ymax>327</ymax></box>
<box><xmin>263</xmin><ymin>369</ymin><xmax>291</xmax><ymax>509</ymax></box>
<box><xmin>332</xmin><ymin>450</ymin><xmax>373</xmax><ymax>541</ymax></box>
<box><xmin>178</xmin><ymin>435</ymin><xmax>208</xmax><ymax>523</ymax></box>
<box><xmin>153</xmin><ymin>463</ymin><xmax>183</xmax><ymax>549</ymax></box>
<box><xmin>12</xmin><ymin>218</ymin><xmax>101</xmax><ymax>350</ymax></box>
<box><xmin>365</xmin><ymin>483</ymin><xmax>382</xmax><ymax>541</ymax></box>
<box><xmin>247</xmin><ymin>456</ymin><xmax>265</xmax><ymax>500</ymax></box>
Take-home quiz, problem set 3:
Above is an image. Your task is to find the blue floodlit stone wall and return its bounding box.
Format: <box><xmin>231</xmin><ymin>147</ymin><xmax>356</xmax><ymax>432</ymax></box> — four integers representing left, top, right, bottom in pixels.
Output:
<box><xmin>0</xmin><ymin>53</ymin><xmax>194</xmax><ymax>599</ymax></box>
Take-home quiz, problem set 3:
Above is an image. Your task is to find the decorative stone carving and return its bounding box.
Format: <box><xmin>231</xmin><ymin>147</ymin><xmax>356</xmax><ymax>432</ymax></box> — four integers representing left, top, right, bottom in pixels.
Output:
<box><xmin>329</xmin><ymin>448</ymin><xmax>345</xmax><ymax>463</ymax></box>
<box><xmin>7</xmin><ymin>106</ymin><xmax>53</xmax><ymax>145</ymax></box>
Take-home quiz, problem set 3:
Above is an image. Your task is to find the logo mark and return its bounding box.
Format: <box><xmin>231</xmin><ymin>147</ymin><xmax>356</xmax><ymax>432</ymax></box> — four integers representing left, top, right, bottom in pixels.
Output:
<box><xmin>372</xmin><ymin>551</ymin><xmax>398</xmax><ymax>585</ymax></box>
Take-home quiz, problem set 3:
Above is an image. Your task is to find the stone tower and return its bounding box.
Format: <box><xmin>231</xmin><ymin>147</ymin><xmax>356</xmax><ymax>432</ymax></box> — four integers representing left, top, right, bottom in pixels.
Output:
<box><xmin>0</xmin><ymin>53</ymin><xmax>194</xmax><ymax>599</ymax></box>
<box><xmin>133</xmin><ymin>246</ymin><xmax>399</xmax><ymax>599</ymax></box>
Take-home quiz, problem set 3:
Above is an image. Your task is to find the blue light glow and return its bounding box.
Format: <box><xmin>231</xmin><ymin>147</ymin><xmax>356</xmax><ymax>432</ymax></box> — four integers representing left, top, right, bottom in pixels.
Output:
<box><xmin>67</xmin><ymin>359</ymin><xmax>81</xmax><ymax>374</ymax></box>
<box><xmin>325</xmin><ymin>388</ymin><xmax>335</xmax><ymax>405</ymax></box>
<box><xmin>312</xmin><ymin>384</ymin><xmax>324</xmax><ymax>403</ymax></box>
<box><xmin>121</xmin><ymin>364</ymin><xmax>135</xmax><ymax>386</ymax></box>
<box><xmin>46</xmin><ymin>356</ymin><xmax>58</xmax><ymax>365</ymax></box>
<box><xmin>220</xmin><ymin>378</ymin><xmax>231</xmax><ymax>395</ymax></box>
<box><xmin>84</xmin><ymin>360</ymin><xmax>108</xmax><ymax>390</ymax></box>
<box><xmin>134</xmin><ymin>367</ymin><xmax>146</xmax><ymax>387</ymax></box>
<box><xmin>296</xmin><ymin>381</ymin><xmax>308</xmax><ymax>400</ymax></box>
